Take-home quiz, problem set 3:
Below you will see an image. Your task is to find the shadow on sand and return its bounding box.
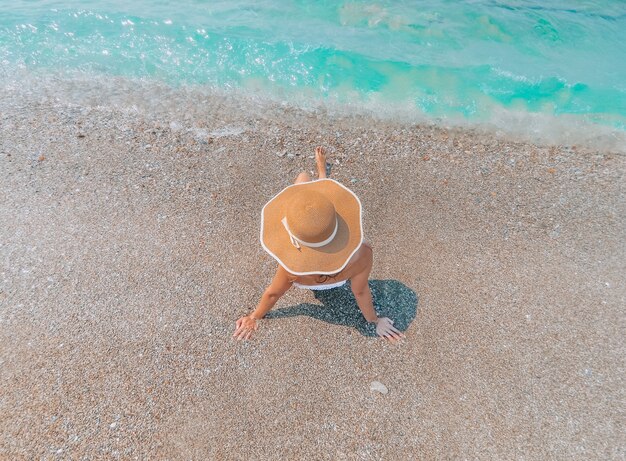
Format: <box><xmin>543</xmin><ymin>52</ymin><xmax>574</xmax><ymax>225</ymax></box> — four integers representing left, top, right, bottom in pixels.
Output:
<box><xmin>266</xmin><ymin>279</ymin><xmax>418</xmax><ymax>337</ymax></box>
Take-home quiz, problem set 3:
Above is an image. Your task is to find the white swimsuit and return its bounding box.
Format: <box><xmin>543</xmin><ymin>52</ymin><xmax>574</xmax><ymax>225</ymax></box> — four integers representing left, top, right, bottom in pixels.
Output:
<box><xmin>292</xmin><ymin>280</ymin><xmax>347</xmax><ymax>291</ymax></box>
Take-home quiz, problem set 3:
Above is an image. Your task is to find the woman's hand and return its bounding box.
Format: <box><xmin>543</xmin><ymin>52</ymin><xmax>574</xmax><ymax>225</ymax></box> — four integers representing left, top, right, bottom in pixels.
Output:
<box><xmin>375</xmin><ymin>317</ymin><xmax>405</xmax><ymax>342</ymax></box>
<box><xmin>233</xmin><ymin>315</ymin><xmax>258</xmax><ymax>341</ymax></box>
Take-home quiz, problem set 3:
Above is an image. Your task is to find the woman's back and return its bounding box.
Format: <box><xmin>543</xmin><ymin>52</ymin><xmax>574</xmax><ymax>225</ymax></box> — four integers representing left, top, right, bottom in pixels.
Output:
<box><xmin>287</xmin><ymin>242</ymin><xmax>372</xmax><ymax>286</ymax></box>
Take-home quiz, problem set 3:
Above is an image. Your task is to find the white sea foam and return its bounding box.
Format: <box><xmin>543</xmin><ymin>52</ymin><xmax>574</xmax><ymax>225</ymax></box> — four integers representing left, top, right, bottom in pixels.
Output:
<box><xmin>1</xmin><ymin>71</ymin><xmax>624</xmax><ymax>153</ymax></box>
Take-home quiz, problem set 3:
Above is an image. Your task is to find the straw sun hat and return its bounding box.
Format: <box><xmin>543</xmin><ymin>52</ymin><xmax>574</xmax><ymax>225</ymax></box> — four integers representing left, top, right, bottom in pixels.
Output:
<box><xmin>260</xmin><ymin>179</ymin><xmax>363</xmax><ymax>276</ymax></box>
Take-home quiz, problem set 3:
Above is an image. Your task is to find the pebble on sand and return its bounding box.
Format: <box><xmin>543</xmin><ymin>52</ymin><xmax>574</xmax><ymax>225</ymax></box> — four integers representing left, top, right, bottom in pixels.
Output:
<box><xmin>370</xmin><ymin>381</ymin><xmax>388</xmax><ymax>395</ymax></box>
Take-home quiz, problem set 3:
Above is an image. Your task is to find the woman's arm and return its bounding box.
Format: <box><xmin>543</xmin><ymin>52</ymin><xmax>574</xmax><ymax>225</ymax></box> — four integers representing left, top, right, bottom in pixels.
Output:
<box><xmin>233</xmin><ymin>265</ymin><xmax>292</xmax><ymax>341</ymax></box>
<box><xmin>250</xmin><ymin>265</ymin><xmax>293</xmax><ymax>319</ymax></box>
<box><xmin>349</xmin><ymin>245</ymin><xmax>378</xmax><ymax>322</ymax></box>
<box><xmin>350</xmin><ymin>244</ymin><xmax>405</xmax><ymax>342</ymax></box>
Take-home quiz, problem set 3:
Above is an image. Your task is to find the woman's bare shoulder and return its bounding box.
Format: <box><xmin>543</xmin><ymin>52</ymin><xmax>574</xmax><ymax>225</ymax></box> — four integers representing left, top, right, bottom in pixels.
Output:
<box><xmin>355</xmin><ymin>241</ymin><xmax>373</xmax><ymax>258</ymax></box>
<box><xmin>345</xmin><ymin>241</ymin><xmax>373</xmax><ymax>270</ymax></box>
<box><xmin>276</xmin><ymin>264</ymin><xmax>297</xmax><ymax>282</ymax></box>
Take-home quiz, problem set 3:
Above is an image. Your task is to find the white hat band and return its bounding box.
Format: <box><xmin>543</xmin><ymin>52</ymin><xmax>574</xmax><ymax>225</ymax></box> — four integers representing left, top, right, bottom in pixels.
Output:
<box><xmin>281</xmin><ymin>216</ymin><xmax>338</xmax><ymax>249</ymax></box>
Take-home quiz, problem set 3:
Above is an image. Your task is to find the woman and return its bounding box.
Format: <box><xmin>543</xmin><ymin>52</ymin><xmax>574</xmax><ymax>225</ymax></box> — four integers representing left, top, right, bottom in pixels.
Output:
<box><xmin>233</xmin><ymin>147</ymin><xmax>405</xmax><ymax>342</ymax></box>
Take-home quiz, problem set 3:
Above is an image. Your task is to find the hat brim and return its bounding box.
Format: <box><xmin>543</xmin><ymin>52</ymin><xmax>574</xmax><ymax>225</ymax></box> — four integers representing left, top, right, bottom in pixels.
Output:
<box><xmin>260</xmin><ymin>179</ymin><xmax>363</xmax><ymax>275</ymax></box>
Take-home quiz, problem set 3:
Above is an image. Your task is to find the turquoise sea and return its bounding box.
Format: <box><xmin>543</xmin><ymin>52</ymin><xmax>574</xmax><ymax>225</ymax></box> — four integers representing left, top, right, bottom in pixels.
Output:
<box><xmin>1</xmin><ymin>1</ymin><xmax>625</xmax><ymax>147</ymax></box>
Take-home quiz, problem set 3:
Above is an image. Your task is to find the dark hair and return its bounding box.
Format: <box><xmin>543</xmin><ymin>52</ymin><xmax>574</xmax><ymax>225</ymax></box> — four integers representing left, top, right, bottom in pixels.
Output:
<box><xmin>316</xmin><ymin>270</ymin><xmax>342</xmax><ymax>284</ymax></box>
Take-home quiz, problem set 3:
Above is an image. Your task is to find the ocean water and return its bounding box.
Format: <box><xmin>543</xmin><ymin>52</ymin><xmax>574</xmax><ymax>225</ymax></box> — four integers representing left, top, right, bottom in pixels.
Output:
<box><xmin>1</xmin><ymin>0</ymin><xmax>625</xmax><ymax>149</ymax></box>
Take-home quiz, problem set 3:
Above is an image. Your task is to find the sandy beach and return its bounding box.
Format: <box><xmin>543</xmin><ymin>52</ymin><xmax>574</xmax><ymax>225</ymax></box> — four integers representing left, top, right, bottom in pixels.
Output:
<box><xmin>1</xmin><ymin>89</ymin><xmax>625</xmax><ymax>459</ymax></box>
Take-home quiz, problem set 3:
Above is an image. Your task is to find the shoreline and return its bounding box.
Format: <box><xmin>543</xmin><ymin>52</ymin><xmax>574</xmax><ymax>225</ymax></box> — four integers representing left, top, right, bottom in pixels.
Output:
<box><xmin>1</xmin><ymin>92</ymin><xmax>625</xmax><ymax>458</ymax></box>
<box><xmin>2</xmin><ymin>72</ymin><xmax>626</xmax><ymax>155</ymax></box>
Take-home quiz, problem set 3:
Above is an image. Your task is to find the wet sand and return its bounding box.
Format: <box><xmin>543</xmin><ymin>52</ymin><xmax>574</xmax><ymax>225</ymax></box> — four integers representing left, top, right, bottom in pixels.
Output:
<box><xmin>1</xmin><ymin>92</ymin><xmax>625</xmax><ymax>459</ymax></box>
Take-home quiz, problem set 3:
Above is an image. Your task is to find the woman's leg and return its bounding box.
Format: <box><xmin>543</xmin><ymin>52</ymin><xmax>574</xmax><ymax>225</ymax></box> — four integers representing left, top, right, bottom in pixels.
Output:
<box><xmin>315</xmin><ymin>146</ymin><xmax>327</xmax><ymax>179</ymax></box>
<box><xmin>293</xmin><ymin>146</ymin><xmax>328</xmax><ymax>184</ymax></box>
<box><xmin>294</xmin><ymin>172</ymin><xmax>311</xmax><ymax>184</ymax></box>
